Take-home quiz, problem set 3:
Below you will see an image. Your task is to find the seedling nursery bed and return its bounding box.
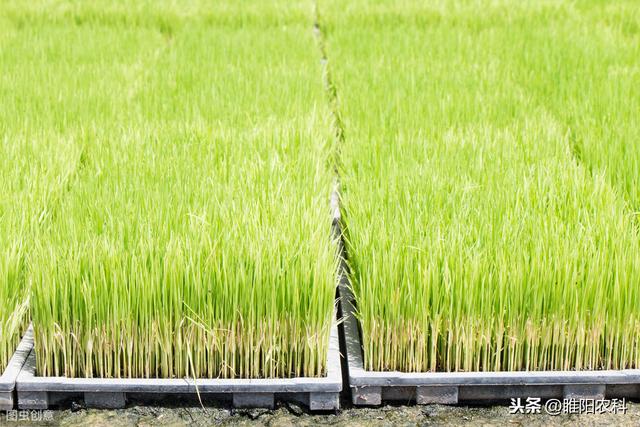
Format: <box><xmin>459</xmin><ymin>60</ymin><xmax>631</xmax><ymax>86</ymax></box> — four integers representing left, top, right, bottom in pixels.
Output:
<box><xmin>14</xmin><ymin>321</ymin><xmax>342</xmax><ymax>411</ymax></box>
<box><xmin>331</xmin><ymin>199</ymin><xmax>640</xmax><ymax>406</ymax></box>
<box><xmin>0</xmin><ymin>328</ymin><xmax>32</xmax><ymax>411</ymax></box>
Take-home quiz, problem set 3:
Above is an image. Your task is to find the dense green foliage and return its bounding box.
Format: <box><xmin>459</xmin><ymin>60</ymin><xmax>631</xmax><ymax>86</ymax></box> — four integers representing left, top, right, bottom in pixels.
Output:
<box><xmin>2</xmin><ymin>0</ymin><xmax>337</xmax><ymax>378</ymax></box>
<box><xmin>320</xmin><ymin>0</ymin><xmax>640</xmax><ymax>372</ymax></box>
<box><xmin>2</xmin><ymin>0</ymin><xmax>639</xmax><ymax>378</ymax></box>
<box><xmin>0</xmin><ymin>137</ymin><xmax>75</xmax><ymax>372</ymax></box>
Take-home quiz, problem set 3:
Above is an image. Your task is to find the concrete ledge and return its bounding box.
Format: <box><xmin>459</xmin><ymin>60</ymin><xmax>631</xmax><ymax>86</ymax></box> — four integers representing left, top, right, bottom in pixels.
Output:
<box><xmin>16</xmin><ymin>320</ymin><xmax>341</xmax><ymax>411</ymax></box>
<box><xmin>0</xmin><ymin>326</ymin><xmax>33</xmax><ymax>410</ymax></box>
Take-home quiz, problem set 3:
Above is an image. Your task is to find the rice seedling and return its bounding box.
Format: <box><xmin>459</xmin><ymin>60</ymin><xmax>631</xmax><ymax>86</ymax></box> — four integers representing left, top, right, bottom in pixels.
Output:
<box><xmin>0</xmin><ymin>132</ymin><xmax>83</xmax><ymax>372</ymax></box>
<box><xmin>503</xmin><ymin>1</ymin><xmax>640</xmax><ymax>210</ymax></box>
<box><xmin>319</xmin><ymin>0</ymin><xmax>640</xmax><ymax>372</ymax></box>
<box><xmin>0</xmin><ymin>9</ymin><xmax>89</xmax><ymax>372</ymax></box>
<box><xmin>4</xmin><ymin>0</ymin><xmax>337</xmax><ymax>379</ymax></box>
<box><xmin>0</xmin><ymin>136</ymin><xmax>39</xmax><ymax>372</ymax></box>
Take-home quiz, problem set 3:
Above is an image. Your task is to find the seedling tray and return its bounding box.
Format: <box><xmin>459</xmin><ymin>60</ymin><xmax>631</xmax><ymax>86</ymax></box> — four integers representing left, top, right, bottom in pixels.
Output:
<box><xmin>16</xmin><ymin>319</ymin><xmax>341</xmax><ymax>411</ymax></box>
<box><xmin>331</xmin><ymin>198</ymin><xmax>640</xmax><ymax>406</ymax></box>
<box><xmin>0</xmin><ymin>328</ymin><xmax>33</xmax><ymax>411</ymax></box>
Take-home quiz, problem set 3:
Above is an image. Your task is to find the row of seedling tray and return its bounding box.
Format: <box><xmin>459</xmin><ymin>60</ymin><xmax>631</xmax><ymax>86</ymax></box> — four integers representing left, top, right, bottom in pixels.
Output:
<box><xmin>2</xmin><ymin>308</ymin><xmax>639</xmax><ymax>412</ymax></box>
<box><xmin>4</xmin><ymin>0</ymin><xmax>640</xmax><ymax>414</ymax></box>
<box><xmin>1</xmin><ymin>203</ymin><xmax>639</xmax><ymax>412</ymax></box>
